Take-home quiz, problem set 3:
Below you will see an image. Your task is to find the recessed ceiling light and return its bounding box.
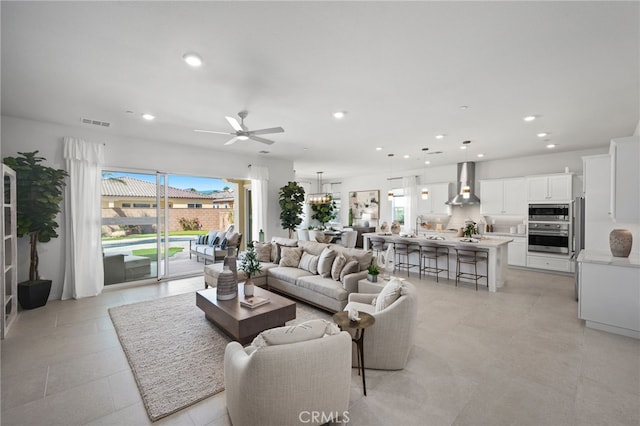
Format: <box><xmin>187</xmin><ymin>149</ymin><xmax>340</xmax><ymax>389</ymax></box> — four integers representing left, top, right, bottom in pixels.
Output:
<box><xmin>523</xmin><ymin>115</ymin><xmax>537</xmax><ymax>122</ymax></box>
<box><xmin>375</xmin><ymin>147</ymin><xmax>383</xmax><ymax>151</ymax></box>
<box><xmin>460</xmin><ymin>105</ymin><xmax>470</xmax><ymax>110</ymax></box>
<box><xmin>460</xmin><ymin>146</ymin><xmax>467</xmax><ymax>150</ymax></box>
<box><xmin>403</xmin><ymin>155</ymin><xmax>410</xmax><ymax>159</ymax></box>
<box><xmin>182</xmin><ymin>52</ymin><xmax>203</xmax><ymax>67</ymax></box>
<box><xmin>477</xmin><ymin>153</ymin><xmax>484</xmax><ymax>158</ymax></box>
<box><xmin>546</xmin><ymin>143</ymin><xmax>556</xmax><ymax>149</ymax></box>
<box><xmin>142</xmin><ymin>113</ymin><xmax>155</xmax><ymax>121</ymax></box>
<box><xmin>333</xmin><ymin>111</ymin><xmax>346</xmax><ymax>119</ymax></box>
<box><xmin>424</xmin><ymin>160</ymin><xmax>431</xmax><ymax>165</ymax></box>
<box><xmin>435</xmin><ymin>134</ymin><xmax>445</xmax><ymax>139</ymax></box>
<box><xmin>537</xmin><ymin>132</ymin><xmax>549</xmax><ymax>138</ymax></box>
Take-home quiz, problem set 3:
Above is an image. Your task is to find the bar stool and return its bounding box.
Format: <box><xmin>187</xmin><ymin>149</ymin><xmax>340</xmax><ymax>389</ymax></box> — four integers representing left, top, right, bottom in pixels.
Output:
<box><xmin>455</xmin><ymin>248</ymin><xmax>488</xmax><ymax>291</ymax></box>
<box><xmin>418</xmin><ymin>241</ymin><xmax>449</xmax><ymax>282</ymax></box>
<box><xmin>368</xmin><ymin>236</ymin><xmax>388</xmax><ymax>256</ymax></box>
<box><xmin>393</xmin><ymin>238</ymin><xmax>420</xmax><ymax>277</ymax></box>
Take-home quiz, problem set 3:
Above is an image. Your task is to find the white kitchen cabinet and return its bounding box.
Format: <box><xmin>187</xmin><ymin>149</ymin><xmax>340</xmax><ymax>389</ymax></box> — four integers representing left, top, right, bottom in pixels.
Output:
<box><xmin>578</xmin><ymin>250</ymin><xmax>640</xmax><ymax>339</ymax></box>
<box><xmin>417</xmin><ymin>182</ymin><xmax>451</xmax><ymax>215</ymax></box>
<box><xmin>609</xmin><ymin>136</ymin><xmax>639</xmax><ymax>223</ymax></box>
<box><xmin>480</xmin><ymin>178</ymin><xmax>526</xmax><ymax>215</ymax></box>
<box><xmin>507</xmin><ymin>236</ymin><xmax>527</xmax><ymax>266</ymax></box>
<box><xmin>583</xmin><ymin>154</ymin><xmax>612</xmax><ymax>251</ymax></box>
<box><xmin>526</xmin><ymin>253</ymin><xmax>572</xmax><ymax>272</ymax></box>
<box><xmin>527</xmin><ymin>174</ymin><xmax>572</xmax><ymax>202</ymax></box>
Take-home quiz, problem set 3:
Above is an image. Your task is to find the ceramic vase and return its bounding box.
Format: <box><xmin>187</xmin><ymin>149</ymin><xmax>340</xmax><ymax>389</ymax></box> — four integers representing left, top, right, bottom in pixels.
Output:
<box><xmin>216</xmin><ymin>269</ymin><xmax>237</xmax><ymax>300</ymax></box>
<box><xmin>391</xmin><ymin>221</ymin><xmax>401</xmax><ymax>234</ymax></box>
<box><xmin>609</xmin><ymin>229</ymin><xmax>632</xmax><ymax>257</ymax></box>
<box><xmin>244</xmin><ymin>278</ymin><xmax>255</xmax><ymax>297</ymax></box>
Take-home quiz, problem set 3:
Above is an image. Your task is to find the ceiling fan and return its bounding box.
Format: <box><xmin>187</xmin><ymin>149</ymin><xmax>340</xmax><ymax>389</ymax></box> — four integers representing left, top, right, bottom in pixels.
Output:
<box><xmin>194</xmin><ymin>110</ymin><xmax>284</xmax><ymax>146</ymax></box>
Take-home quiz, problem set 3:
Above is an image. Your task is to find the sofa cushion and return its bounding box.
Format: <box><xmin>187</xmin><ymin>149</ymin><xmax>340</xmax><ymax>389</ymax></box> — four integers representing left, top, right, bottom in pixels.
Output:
<box><xmin>268</xmin><ymin>266</ymin><xmax>312</xmax><ymax>285</ymax></box>
<box><xmin>279</xmin><ymin>246</ymin><xmax>303</xmax><ymax>267</ymax></box>
<box><xmin>297</xmin><ymin>240</ymin><xmax>330</xmax><ymax>256</ymax></box>
<box><xmin>374</xmin><ymin>278</ymin><xmax>403</xmax><ymax>312</ymax></box>
<box><xmin>250</xmin><ymin>319</ymin><xmax>340</xmax><ymax>349</ymax></box>
<box><xmin>297</xmin><ymin>275</ymin><xmax>349</xmax><ymax>301</ymax></box>
<box><xmin>333</xmin><ymin>246</ymin><xmax>373</xmax><ymax>272</ymax></box>
<box><xmin>254</xmin><ymin>242</ymin><xmax>272</xmax><ymax>263</ymax></box>
<box><xmin>331</xmin><ymin>253</ymin><xmax>347</xmax><ymax>281</ymax></box>
<box><xmin>340</xmin><ymin>260</ymin><xmax>360</xmax><ymax>283</ymax></box>
<box><xmin>318</xmin><ymin>247</ymin><xmax>337</xmax><ymax>278</ymax></box>
<box><xmin>208</xmin><ymin>236</ymin><xmax>219</xmax><ymax>247</ymax></box>
<box><xmin>298</xmin><ymin>251</ymin><xmax>319</xmax><ymax>274</ymax></box>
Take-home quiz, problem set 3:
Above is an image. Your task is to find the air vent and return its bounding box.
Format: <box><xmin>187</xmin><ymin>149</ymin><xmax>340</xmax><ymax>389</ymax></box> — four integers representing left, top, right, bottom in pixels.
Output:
<box><xmin>427</xmin><ymin>150</ymin><xmax>443</xmax><ymax>155</ymax></box>
<box><xmin>259</xmin><ymin>150</ymin><xmax>270</xmax><ymax>154</ymax></box>
<box><xmin>81</xmin><ymin>118</ymin><xmax>111</xmax><ymax>127</ymax></box>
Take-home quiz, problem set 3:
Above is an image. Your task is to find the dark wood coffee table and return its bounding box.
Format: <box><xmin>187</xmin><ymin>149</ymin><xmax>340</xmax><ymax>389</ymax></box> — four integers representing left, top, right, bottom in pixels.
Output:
<box><xmin>196</xmin><ymin>285</ymin><xmax>296</xmax><ymax>345</ymax></box>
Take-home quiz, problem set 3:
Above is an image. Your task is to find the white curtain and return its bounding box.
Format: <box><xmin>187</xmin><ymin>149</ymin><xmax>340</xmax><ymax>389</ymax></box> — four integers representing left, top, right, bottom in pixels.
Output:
<box><xmin>62</xmin><ymin>137</ymin><xmax>104</xmax><ymax>300</ymax></box>
<box><xmin>249</xmin><ymin>165</ymin><xmax>269</xmax><ymax>242</ymax></box>
<box><xmin>402</xmin><ymin>176</ymin><xmax>417</xmax><ymax>233</ymax></box>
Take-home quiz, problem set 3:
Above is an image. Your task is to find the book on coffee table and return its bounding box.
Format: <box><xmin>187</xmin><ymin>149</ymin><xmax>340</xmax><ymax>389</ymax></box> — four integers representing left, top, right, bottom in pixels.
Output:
<box><xmin>240</xmin><ymin>295</ymin><xmax>270</xmax><ymax>309</ymax></box>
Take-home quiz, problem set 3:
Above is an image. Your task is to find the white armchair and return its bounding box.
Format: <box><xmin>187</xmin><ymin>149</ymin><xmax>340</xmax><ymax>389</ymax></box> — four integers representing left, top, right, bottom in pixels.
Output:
<box><xmin>344</xmin><ymin>280</ymin><xmax>417</xmax><ymax>370</ymax></box>
<box><xmin>338</xmin><ymin>229</ymin><xmax>358</xmax><ymax>248</ymax></box>
<box><xmin>224</xmin><ymin>328</ymin><xmax>352</xmax><ymax>426</ymax></box>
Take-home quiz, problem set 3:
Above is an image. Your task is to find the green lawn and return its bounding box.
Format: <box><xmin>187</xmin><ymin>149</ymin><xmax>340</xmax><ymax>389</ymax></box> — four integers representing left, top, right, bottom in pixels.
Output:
<box><xmin>103</xmin><ymin>230</ymin><xmax>204</xmax><ymax>241</ymax></box>
<box><xmin>131</xmin><ymin>247</ymin><xmax>184</xmax><ymax>260</ymax></box>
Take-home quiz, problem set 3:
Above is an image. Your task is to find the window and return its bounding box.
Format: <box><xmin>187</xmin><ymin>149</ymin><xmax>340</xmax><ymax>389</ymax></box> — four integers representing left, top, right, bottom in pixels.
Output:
<box><xmin>391</xmin><ymin>189</ymin><xmax>405</xmax><ymax>225</ymax></box>
<box><xmin>187</xmin><ymin>203</ymin><xmax>202</xmax><ymax>208</ymax></box>
<box><xmin>133</xmin><ymin>203</ymin><xmax>155</xmax><ymax>208</ymax></box>
<box><xmin>121</xmin><ymin>202</ymin><xmax>131</xmax><ymax>208</ymax></box>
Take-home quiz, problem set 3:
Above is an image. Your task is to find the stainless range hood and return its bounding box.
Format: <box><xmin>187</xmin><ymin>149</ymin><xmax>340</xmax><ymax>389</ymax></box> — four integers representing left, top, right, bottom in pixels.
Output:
<box><xmin>446</xmin><ymin>162</ymin><xmax>481</xmax><ymax>205</ymax></box>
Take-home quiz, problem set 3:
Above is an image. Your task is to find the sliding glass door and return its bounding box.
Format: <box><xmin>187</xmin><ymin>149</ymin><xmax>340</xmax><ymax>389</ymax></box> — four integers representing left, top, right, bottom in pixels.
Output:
<box><xmin>101</xmin><ymin>170</ymin><xmax>236</xmax><ymax>285</ymax></box>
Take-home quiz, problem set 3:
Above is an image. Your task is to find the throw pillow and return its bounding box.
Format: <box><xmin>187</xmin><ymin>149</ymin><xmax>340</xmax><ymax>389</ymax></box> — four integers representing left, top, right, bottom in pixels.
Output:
<box><xmin>274</xmin><ymin>242</ymin><xmax>297</xmax><ymax>264</ymax></box>
<box><xmin>298</xmin><ymin>251</ymin><xmax>320</xmax><ymax>274</ymax></box>
<box><xmin>375</xmin><ymin>278</ymin><xmax>403</xmax><ymax>312</ymax></box>
<box><xmin>250</xmin><ymin>319</ymin><xmax>340</xmax><ymax>349</ymax></box>
<box><xmin>317</xmin><ymin>247</ymin><xmax>337</xmax><ymax>278</ymax></box>
<box><xmin>208</xmin><ymin>236</ymin><xmax>220</xmax><ymax>247</ymax></box>
<box><xmin>279</xmin><ymin>246</ymin><xmax>303</xmax><ymax>267</ymax></box>
<box><xmin>340</xmin><ymin>260</ymin><xmax>359</xmax><ymax>282</ymax></box>
<box><xmin>331</xmin><ymin>253</ymin><xmax>347</xmax><ymax>281</ymax></box>
<box><xmin>226</xmin><ymin>232</ymin><xmax>241</xmax><ymax>247</ymax></box>
<box><xmin>219</xmin><ymin>237</ymin><xmax>228</xmax><ymax>249</ymax></box>
<box><xmin>255</xmin><ymin>242</ymin><xmax>272</xmax><ymax>263</ymax></box>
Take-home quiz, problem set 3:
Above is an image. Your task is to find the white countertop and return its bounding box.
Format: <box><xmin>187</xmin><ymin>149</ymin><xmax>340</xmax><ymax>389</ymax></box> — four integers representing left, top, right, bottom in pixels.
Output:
<box><xmin>577</xmin><ymin>249</ymin><xmax>640</xmax><ymax>268</ymax></box>
<box><xmin>363</xmin><ymin>232</ymin><xmax>513</xmax><ymax>249</ymax></box>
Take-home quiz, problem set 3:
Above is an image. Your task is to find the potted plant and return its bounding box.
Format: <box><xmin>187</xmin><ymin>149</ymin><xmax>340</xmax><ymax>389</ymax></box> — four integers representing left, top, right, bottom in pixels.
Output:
<box><xmin>2</xmin><ymin>151</ymin><xmax>68</xmax><ymax>309</ymax></box>
<box><xmin>311</xmin><ymin>198</ymin><xmax>337</xmax><ymax>228</ymax></box>
<box><xmin>238</xmin><ymin>241</ymin><xmax>263</xmax><ymax>297</ymax></box>
<box><xmin>279</xmin><ymin>181</ymin><xmax>305</xmax><ymax>238</ymax></box>
<box><xmin>367</xmin><ymin>263</ymin><xmax>380</xmax><ymax>282</ymax></box>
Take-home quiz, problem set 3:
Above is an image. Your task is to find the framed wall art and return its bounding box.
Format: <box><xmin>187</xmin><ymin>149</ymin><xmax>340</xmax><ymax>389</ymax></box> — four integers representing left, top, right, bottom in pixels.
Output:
<box><xmin>349</xmin><ymin>190</ymin><xmax>380</xmax><ymax>221</ymax></box>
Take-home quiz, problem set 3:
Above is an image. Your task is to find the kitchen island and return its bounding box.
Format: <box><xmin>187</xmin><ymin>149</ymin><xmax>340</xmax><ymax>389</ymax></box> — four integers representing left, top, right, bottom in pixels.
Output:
<box><xmin>362</xmin><ymin>233</ymin><xmax>513</xmax><ymax>292</ymax></box>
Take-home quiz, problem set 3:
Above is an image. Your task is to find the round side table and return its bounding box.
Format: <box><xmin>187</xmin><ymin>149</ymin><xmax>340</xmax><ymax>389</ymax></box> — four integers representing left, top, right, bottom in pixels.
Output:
<box><xmin>332</xmin><ymin>311</ymin><xmax>375</xmax><ymax>396</ymax></box>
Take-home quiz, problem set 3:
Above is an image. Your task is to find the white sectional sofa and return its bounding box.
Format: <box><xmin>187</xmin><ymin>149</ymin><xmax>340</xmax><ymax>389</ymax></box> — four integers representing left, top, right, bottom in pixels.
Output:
<box><xmin>204</xmin><ymin>237</ymin><xmax>373</xmax><ymax>312</ymax></box>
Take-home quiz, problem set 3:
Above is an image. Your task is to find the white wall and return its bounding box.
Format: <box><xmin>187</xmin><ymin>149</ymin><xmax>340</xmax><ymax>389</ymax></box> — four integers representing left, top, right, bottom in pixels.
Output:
<box><xmin>1</xmin><ymin>116</ymin><xmax>294</xmax><ymax>299</ymax></box>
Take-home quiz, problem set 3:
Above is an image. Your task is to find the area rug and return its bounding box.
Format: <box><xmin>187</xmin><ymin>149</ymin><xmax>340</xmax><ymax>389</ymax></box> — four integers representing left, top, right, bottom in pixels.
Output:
<box><xmin>108</xmin><ymin>292</ymin><xmax>330</xmax><ymax>421</ymax></box>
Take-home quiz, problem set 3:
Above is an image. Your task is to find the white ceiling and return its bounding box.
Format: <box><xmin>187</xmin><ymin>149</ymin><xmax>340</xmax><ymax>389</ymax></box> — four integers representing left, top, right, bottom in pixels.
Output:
<box><xmin>2</xmin><ymin>1</ymin><xmax>638</xmax><ymax>180</ymax></box>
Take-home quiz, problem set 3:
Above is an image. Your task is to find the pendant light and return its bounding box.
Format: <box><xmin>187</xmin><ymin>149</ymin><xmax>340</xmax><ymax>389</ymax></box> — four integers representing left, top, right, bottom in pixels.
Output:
<box><xmin>420</xmin><ymin>147</ymin><xmax>429</xmax><ymax>200</ymax></box>
<box><xmin>308</xmin><ymin>171</ymin><xmax>332</xmax><ymax>205</ymax></box>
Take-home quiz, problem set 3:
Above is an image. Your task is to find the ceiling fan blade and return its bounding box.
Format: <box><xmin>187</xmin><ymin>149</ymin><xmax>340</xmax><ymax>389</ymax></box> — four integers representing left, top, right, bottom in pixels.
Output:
<box><xmin>248</xmin><ymin>126</ymin><xmax>285</xmax><ymax>136</ymax></box>
<box><xmin>224</xmin><ymin>136</ymin><xmax>240</xmax><ymax>146</ymax></box>
<box><xmin>225</xmin><ymin>116</ymin><xmax>243</xmax><ymax>132</ymax></box>
<box><xmin>194</xmin><ymin>129</ymin><xmax>233</xmax><ymax>135</ymax></box>
<box><xmin>249</xmin><ymin>135</ymin><xmax>275</xmax><ymax>145</ymax></box>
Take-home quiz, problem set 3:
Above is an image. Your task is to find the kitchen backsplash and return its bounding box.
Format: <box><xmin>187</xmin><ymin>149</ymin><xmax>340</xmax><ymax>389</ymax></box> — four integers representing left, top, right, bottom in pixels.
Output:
<box><xmin>447</xmin><ymin>205</ymin><xmax>526</xmax><ymax>233</ymax></box>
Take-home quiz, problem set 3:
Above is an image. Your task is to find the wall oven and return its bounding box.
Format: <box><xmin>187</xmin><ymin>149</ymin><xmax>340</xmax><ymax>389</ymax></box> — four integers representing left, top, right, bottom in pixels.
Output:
<box><xmin>528</xmin><ymin>222</ymin><xmax>571</xmax><ymax>254</ymax></box>
<box><xmin>528</xmin><ymin>203</ymin><xmax>570</xmax><ymax>222</ymax></box>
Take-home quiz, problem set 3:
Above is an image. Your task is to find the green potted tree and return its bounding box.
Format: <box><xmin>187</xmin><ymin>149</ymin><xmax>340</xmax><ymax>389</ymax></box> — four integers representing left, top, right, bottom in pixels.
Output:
<box><xmin>279</xmin><ymin>181</ymin><xmax>305</xmax><ymax>238</ymax></box>
<box><xmin>311</xmin><ymin>198</ymin><xmax>337</xmax><ymax>228</ymax></box>
<box><xmin>238</xmin><ymin>241</ymin><xmax>262</xmax><ymax>297</ymax></box>
<box><xmin>2</xmin><ymin>151</ymin><xmax>68</xmax><ymax>309</ymax></box>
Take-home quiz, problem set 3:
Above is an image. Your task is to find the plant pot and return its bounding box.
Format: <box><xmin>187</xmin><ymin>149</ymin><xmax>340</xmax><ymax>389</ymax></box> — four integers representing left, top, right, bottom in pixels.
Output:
<box><xmin>244</xmin><ymin>278</ymin><xmax>255</xmax><ymax>297</ymax></box>
<box><xmin>367</xmin><ymin>274</ymin><xmax>378</xmax><ymax>282</ymax></box>
<box><xmin>18</xmin><ymin>279</ymin><xmax>52</xmax><ymax>309</ymax></box>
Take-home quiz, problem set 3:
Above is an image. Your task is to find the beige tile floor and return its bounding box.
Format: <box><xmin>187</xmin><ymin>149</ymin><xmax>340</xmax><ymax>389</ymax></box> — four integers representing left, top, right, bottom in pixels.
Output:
<box><xmin>2</xmin><ymin>268</ymin><xmax>639</xmax><ymax>425</ymax></box>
